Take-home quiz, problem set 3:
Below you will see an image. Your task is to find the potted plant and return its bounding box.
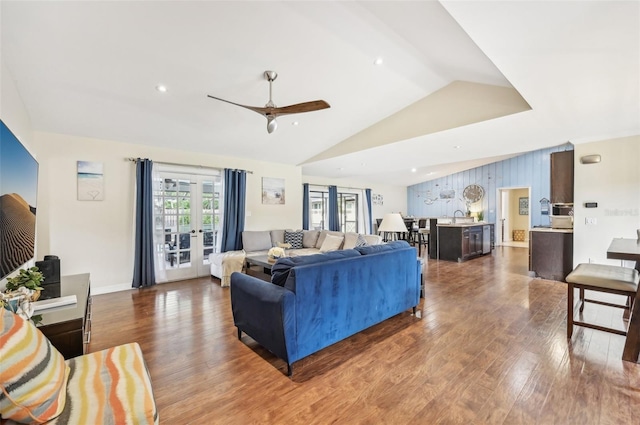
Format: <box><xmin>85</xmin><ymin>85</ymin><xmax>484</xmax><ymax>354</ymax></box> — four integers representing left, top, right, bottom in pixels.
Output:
<box><xmin>5</xmin><ymin>266</ymin><xmax>45</xmax><ymax>301</ymax></box>
<box><xmin>2</xmin><ymin>267</ymin><xmax>44</xmax><ymax>324</ymax></box>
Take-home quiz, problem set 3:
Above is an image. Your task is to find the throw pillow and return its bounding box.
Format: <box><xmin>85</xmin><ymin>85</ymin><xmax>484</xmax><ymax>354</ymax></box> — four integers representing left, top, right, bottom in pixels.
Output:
<box><xmin>355</xmin><ymin>234</ymin><xmax>368</xmax><ymax>247</ymax></box>
<box><xmin>319</xmin><ymin>234</ymin><xmax>344</xmax><ymax>252</ymax></box>
<box><xmin>0</xmin><ymin>309</ymin><xmax>69</xmax><ymax>424</ymax></box>
<box><xmin>342</xmin><ymin>232</ymin><xmax>359</xmax><ymax>250</ymax></box>
<box><xmin>284</xmin><ymin>230</ymin><xmax>304</xmax><ymax>249</ymax></box>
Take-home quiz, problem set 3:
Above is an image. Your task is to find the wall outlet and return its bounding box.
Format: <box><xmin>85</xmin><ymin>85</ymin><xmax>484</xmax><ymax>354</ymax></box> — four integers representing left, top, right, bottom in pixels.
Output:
<box><xmin>585</xmin><ymin>217</ymin><xmax>597</xmax><ymax>225</ymax></box>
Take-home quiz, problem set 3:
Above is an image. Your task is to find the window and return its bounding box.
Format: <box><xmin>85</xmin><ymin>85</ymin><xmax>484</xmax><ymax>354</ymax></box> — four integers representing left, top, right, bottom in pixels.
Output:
<box><xmin>309</xmin><ymin>190</ymin><xmax>359</xmax><ymax>232</ymax></box>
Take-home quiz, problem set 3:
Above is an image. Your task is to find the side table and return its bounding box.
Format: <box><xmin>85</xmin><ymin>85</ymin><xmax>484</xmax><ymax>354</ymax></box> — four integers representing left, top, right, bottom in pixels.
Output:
<box><xmin>38</xmin><ymin>273</ymin><xmax>91</xmax><ymax>359</ymax></box>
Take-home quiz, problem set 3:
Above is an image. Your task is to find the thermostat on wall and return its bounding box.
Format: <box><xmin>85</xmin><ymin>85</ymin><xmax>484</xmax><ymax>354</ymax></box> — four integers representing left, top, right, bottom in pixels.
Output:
<box><xmin>584</xmin><ymin>202</ymin><xmax>598</xmax><ymax>208</ymax></box>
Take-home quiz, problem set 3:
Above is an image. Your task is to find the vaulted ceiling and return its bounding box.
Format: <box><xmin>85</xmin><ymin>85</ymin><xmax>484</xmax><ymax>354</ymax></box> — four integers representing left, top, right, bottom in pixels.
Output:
<box><xmin>2</xmin><ymin>1</ymin><xmax>638</xmax><ymax>186</ymax></box>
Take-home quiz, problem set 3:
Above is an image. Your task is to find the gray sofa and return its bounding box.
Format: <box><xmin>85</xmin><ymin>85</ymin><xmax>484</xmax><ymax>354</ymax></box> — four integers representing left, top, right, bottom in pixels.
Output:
<box><xmin>241</xmin><ymin>229</ymin><xmax>382</xmax><ymax>258</ymax></box>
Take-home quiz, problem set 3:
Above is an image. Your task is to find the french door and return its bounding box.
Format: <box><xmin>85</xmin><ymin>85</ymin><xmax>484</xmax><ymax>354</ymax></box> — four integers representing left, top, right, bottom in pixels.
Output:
<box><xmin>153</xmin><ymin>171</ymin><xmax>221</xmax><ymax>282</ymax></box>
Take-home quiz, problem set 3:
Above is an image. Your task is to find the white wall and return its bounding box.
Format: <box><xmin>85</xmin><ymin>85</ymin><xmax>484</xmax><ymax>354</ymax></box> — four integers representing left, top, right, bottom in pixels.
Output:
<box><xmin>33</xmin><ymin>131</ymin><xmax>303</xmax><ymax>294</ymax></box>
<box><xmin>0</xmin><ymin>62</ymin><xmax>33</xmax><ymax>150</ymax></box>
<box><xmin>573</xmin><ymin>135</ymin><xmax>640</xmax><ymax>265</ymax></box>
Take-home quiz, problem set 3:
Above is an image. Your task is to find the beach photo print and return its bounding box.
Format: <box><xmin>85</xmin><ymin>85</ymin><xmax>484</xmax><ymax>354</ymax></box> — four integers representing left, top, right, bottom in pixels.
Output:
<box><xmin>77</xmin><ymin>161</ymin><xmax>104</xmax><ymax>201</ymax></box>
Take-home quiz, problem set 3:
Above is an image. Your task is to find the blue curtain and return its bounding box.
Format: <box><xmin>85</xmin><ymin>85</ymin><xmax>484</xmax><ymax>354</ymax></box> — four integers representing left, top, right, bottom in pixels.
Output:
<box><xmin>365</xmin><ymin>188</ymin><xmax>373</xmax><ymax>234</ymax></box>
<box><xmin>221</xmin><ymin>169</ymin><xmax>246</xmax><ymax>252</ymax></box>
<box><xmin>132</xmin><ymin>158</ymin><xmax>156</xmax><ymax>288</ymax></box>
<box><xmin>302</xmin><ymin>183</ymin><xmax>310</xmax><ymax>230</ymax></box>
<box><xmin>328</xmin><ymin>185</ymin><xmax>340</xmax><ymax>231</ymax></box>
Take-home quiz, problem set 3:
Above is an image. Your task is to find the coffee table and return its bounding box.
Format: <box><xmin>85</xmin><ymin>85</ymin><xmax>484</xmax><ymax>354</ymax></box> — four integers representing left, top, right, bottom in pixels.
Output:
<box><xmin>245</xmin><ymin>255</ymin><xmax>275</xmax><ymax>281</ymax></box>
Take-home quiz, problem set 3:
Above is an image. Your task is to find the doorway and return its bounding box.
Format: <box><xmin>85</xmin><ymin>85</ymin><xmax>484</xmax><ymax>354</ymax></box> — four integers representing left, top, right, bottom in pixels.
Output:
<box><xmin>496</xmin><ymin>187</ymin><xmax>531</xmax><ymax>248</ymax></box>
<box><xmin>153</xmin><ymin>170</ymin><xmax>222</xmax><ymax>282</ymax></box>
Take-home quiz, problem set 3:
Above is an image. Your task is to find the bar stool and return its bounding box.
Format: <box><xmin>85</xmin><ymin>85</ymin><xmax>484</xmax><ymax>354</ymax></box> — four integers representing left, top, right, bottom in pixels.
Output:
<box><xmin>566</xmin><ymin>263</ymin><xmax>639</xmax><ymax>338</ymax></box>
<box><xmin>417</xmin><ymin>218</ymin><xmax>429</xmax><ymax>256</ymax></box>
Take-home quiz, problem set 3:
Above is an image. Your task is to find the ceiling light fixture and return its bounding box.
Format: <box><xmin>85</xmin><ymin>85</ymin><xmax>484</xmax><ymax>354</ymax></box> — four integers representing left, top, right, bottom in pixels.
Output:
<box><xmin>374</xmin><ymin>57</ymin><xmax>384</xmax><ymax>66</ymax></box>
<box><xmin>156</xmin><ymin>84</ymin><xmax>167</xmax><ymax>93</ymax></box>
<box><xmin>453</xmin><ymin>145</ymin><xmax>461</xmax><ymax>149</ymax></box>
<box><xmin>292</xmin><ymin>121</ymin><xmax>299</xmax><ymax>126</ymax></box>
<box><xmin>411</xmin><ymin>168</ymin><xmax>417</xmax><ymax>173</ymax></box>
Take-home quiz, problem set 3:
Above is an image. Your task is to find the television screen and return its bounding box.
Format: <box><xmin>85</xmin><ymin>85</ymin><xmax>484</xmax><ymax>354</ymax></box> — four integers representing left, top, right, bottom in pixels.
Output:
<box><xmin>0</xmin><ymin>120</ymin><xmax>39</xmax><ymax>280</ymax></box>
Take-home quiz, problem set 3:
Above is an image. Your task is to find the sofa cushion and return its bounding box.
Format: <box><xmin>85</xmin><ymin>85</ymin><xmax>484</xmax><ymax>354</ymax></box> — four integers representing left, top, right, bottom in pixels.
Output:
<box><xmin>356</xmin><ymin>240</ymin><xmax>409</xmax><ymax>255</ymax></box>
<box><xmin>242</xmin><ymin>231</ymin><xmax>273</xmax><ymax>252</ymax></box>
<box><xmin>284</xmin><ymin>230</ymin><xmax>304</xmax><ymax>249</ymax></box>
<box><xmin>270</xmin><ymin>230</ymin><xmax>286</xmax><ymax>247</ymax></box>
<box><xmin>0</xmin><ymin>309</ymin><xmax>69</xmax><ymax>424</ymax></box>
<box><xmin>271</xmin><ymin>249</ymin><xmax>362</xmax><ymax>286</ymax></box>
<box><xmin>302</xmin><ymin>230</ymin><xmax>320</xmax><ymax>248</ymax></box>
<box><xmin>320</xmin><ymin>234</ymin><xmax>344</xmax><ymax>252</ymax></box>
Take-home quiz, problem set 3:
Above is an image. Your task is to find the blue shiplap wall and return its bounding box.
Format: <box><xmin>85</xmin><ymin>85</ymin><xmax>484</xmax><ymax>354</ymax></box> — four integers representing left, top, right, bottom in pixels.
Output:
<box><xmin>407</xmin><ymin>143</ymin><xmax>573</xmax><ymax>227</ymax></box>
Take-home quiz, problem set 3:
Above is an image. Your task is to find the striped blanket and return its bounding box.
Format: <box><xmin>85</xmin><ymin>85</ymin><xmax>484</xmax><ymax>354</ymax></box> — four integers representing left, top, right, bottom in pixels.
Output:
<box><xmin>1</xmin><ymin>306</ymin><xmax>157</xmax><ymax>425</ymax></box>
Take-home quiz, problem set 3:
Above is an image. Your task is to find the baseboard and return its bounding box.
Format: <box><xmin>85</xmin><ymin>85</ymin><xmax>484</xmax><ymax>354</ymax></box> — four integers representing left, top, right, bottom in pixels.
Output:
<box><xmin>91</xmin><ymin>282</ymin><xmax>133</xmax><ymax>295</ymax></box>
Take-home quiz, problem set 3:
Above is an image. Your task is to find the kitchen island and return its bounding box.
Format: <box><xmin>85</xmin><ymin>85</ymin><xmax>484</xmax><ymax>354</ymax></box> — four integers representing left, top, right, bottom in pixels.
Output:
<box><xmin>529</xmin><ymin>227</ymin><xmax>574</xmax><ymax>281</ymax></box>
<box><xmin>430</xmin><ymin>221</ymin><xmax>494</xmax><ymax>262</ymax></box>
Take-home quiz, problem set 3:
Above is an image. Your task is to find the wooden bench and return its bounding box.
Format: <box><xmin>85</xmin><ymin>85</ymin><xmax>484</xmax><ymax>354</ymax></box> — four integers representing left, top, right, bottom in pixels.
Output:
<box><xmin>566</xmin><ymin>263</ymin><xmax>639</xmax><ymax>338</ymax></box>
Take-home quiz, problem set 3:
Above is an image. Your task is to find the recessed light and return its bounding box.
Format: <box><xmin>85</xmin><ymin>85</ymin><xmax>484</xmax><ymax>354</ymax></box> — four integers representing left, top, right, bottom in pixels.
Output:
<box><xmin>361</xmin><ymin>163</ymin><xmax>366</xmax><ymax>167</ymax></box>
<box><xmin>292</xmin><ymin>121</ymin><xmax>299</xmax><ymax>126</ymax></box>
<box><xmin>156</xmin><ymin>84</ymin><xmax>167</xmax><ymax>93</ymax></box>
<box><xmin>453</xmin><ymin>145</ymin><xmax>461</xmax><ymax>149</ymax></box>
<box><xmin>411</xmin><ymin>168</ymin><xmax>417</xmax><ymax>173</ymax></box>
<box><xmin>373</xmin><ymin>57</ymin><xmax>384</xmax><ymax>66</ymax></box>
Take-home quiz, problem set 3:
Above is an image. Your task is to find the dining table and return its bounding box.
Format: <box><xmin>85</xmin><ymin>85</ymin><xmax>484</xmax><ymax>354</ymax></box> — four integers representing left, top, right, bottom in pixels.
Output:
<box><xmin>606</xmin><ymin>238</ymin><xmax>640</xmax><ymax>362</ymax></box>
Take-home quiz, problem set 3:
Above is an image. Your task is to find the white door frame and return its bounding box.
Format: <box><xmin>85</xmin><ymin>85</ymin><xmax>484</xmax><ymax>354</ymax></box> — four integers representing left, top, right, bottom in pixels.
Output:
<box><xmin>495</xmin><ymin>186</ymin><xmax>532</xmax><ymax>247</ymax></box>
<box><xmin>153</xmin><ymin>169</ymin><xmax>221</xmax><ymax>283</ymax></box>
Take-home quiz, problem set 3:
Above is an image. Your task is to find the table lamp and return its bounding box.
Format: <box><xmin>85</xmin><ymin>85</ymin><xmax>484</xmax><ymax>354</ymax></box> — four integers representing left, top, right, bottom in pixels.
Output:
<box><xmin>378</xmin><ymin>213</ymin><xmax>408</xmax><ymax>241</ymax></box>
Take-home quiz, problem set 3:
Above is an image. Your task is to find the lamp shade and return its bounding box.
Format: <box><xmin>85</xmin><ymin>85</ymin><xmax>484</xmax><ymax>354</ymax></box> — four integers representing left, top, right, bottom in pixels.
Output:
<box><xmin>378</xmin><ymin>213</ymin><xmax>408</xmax><ymax>233</ymax></box>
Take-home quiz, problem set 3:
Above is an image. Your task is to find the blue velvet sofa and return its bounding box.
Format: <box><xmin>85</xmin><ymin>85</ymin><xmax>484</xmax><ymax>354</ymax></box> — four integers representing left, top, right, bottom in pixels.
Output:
<box><xmin>230</xmin><ymin>240</ymin><xmax>421</xmax><ymax>376</ymax></box>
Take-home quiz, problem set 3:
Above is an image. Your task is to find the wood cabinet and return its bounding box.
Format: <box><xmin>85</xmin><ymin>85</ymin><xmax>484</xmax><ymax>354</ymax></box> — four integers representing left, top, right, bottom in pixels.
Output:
<box><xmin>38</xmin><ymin>274</ymin><xmax>91</xmax><ymax>359</ymax></box>
<box><xmin>550</xmin><ymin>150</ymin><xmax>574</xmax><ymax>204</ymax></box>
<box><xmin>437</xmin><ymin>224</ymin><xmax>492</xmax><ymax>262</ymax></box>
<box><xmin>529</xmin><ymin>230</ymin><xmax>573</xmax><ymax>281</ymax></box>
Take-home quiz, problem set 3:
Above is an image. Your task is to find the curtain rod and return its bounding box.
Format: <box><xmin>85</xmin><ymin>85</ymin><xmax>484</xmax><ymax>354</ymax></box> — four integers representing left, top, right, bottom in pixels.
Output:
<box><xmin>307</xmin><ymin>183</ymin><xmax>371</xmax><ymax>191</ymax></box>
<box><xmin>126</xmin><ymin>157</ymin><xmax>253</xmax><ymax>174</ymax></box>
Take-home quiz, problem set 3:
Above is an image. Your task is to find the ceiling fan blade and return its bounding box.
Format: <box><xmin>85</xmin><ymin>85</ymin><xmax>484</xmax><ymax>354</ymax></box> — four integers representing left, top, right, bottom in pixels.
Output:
<box><xmin>207</xmin><ymin>95</ymin><xmax>270</xmax><ymax>117</ymax></box>
<box><xmin>272</xmin><ymin>100</ymin><xmax>331</xmax><ymax>116</ymax></box>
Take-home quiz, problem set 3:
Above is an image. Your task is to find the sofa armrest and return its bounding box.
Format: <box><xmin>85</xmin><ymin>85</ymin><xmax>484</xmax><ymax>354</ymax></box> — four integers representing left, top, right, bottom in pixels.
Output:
<box><xmin>230</xmin><ymin>272</ymin><xmax>297</xmax><ymax>363</ymax></box>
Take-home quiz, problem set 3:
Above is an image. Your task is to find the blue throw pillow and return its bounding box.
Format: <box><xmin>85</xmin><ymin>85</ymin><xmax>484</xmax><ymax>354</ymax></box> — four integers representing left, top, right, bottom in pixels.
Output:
<box><xmin>270</xmin><ymin>249</ymin><xmax>361</xmax><ymax>286</ymax></box>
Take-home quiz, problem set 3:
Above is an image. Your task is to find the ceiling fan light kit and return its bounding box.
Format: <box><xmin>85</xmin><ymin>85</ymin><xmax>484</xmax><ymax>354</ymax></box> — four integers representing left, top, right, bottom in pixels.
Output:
<box><xmin>207</xmin><ymin>70</ymin><xmax>330</xmax><ymax>134</ymax></box>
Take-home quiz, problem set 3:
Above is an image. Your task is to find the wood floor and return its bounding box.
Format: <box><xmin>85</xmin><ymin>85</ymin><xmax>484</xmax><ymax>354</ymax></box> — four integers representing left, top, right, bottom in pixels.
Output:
<box><xmin>89</xmin><ymin>247</ymin><xmax>640</xmax><ymax>424</ymax></box>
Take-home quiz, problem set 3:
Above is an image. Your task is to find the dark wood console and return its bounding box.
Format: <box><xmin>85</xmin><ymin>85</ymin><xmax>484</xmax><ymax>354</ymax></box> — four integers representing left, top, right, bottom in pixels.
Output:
<box><xmin>37</xmin><ymin>273</ymin><xmax>91</xmax><ymax>359</ymax></box>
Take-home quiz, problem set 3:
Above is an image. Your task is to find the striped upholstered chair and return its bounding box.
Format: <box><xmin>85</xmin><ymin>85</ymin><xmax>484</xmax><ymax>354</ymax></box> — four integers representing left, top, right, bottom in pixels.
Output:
<box><xmin>1</xmin><ymin>308</ymin><xmax>158</xmax><ymax>424</ymax></box>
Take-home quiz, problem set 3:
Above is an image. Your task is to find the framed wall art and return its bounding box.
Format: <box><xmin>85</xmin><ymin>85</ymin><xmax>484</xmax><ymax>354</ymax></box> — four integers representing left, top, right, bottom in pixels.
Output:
<box><xmin>262</xmin><ymin>177</ymin><xmax>285</xmax><ymax>205</ymax></box>
<box><xmin>77</xmin><ymin>161</ymin><xmax>104</xmax><ymax>201</ymax></box>
<box><xmin>519</xmin><ymin>197</ymin><xmax>529</xmax><ymax>215</ymax></box>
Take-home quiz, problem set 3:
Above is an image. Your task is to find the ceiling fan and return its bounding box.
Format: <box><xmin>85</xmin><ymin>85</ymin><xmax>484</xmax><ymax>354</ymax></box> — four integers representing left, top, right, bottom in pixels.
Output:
<box><xmin>207</xmin><ymin>70</ymin><xmax>330</xmax><ymax>134</ymax></box>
